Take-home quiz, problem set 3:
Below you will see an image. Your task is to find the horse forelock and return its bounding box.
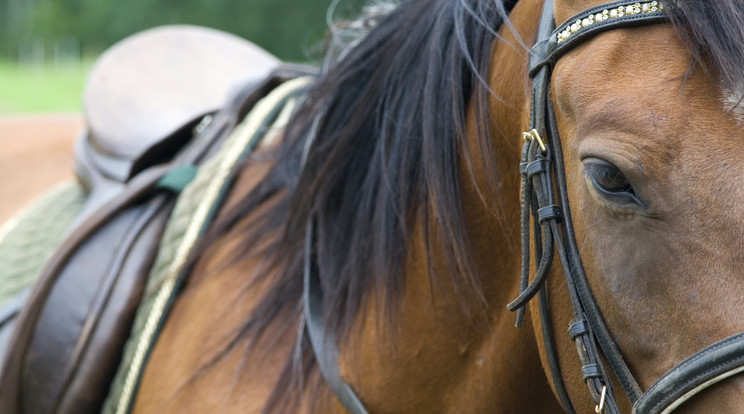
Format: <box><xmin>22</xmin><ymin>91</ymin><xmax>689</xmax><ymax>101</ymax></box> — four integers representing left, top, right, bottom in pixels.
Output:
<box><xmin>190</xmin><ymin>0</ymin><xmax>518</xmax><ymax>411</ymax></box>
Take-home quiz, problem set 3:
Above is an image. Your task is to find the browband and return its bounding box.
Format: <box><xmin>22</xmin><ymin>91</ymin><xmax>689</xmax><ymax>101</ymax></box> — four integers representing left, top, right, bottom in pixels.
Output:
<box><xmin>529</xmin><ymin>0</ymin><xmax>666</xmax><ymax>76</ymax></box>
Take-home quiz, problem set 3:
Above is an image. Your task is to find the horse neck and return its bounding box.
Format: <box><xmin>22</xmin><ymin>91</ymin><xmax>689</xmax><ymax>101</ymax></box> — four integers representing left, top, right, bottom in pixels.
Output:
<box><xmin>332</xmin><ymin>1</ymin><xmax>562</xmax><ymax>411</ymax></box>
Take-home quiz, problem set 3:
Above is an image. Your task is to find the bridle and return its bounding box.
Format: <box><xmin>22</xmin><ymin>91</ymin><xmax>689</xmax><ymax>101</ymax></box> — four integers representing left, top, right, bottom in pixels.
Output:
<box><xmin>303</xmin><ymin>1</ymin><xmax>744</xmax><ymax>413</ymax></box>
<box><xmin>509</xmin><ymin>1</ymin><xmax>744</xmax><ymax>413</ymax></box>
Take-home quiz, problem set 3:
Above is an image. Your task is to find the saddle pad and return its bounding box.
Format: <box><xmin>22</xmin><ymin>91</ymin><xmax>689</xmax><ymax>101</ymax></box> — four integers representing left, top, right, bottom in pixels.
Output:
<box><xmin>0</xmin><ymin>181</ymin><xmax>87</xmax><ymax>307</ymax></box>
<box><xmin>103</xmin><ymin>76</ymin><xmax>312</xmax><ymax>414</ymax></box>
<box><xmin>0</xmin><ymin>181</ymin><xmax>87</xmax><ymax>376</ymax></box>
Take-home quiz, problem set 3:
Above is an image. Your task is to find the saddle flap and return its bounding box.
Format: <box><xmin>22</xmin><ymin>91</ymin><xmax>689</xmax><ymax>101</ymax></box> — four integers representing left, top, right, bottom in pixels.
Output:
<box><xmin>83</xmin><ymin>25</ymin><xmax>280</xmax><ymax>182</ymax></box>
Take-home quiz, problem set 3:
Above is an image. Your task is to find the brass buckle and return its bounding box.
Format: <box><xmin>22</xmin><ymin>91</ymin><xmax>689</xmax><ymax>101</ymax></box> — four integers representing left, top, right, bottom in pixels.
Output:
<box><xmin>522</xmin><ymin>129</ymin><xmax>547</xmax><ymax>153</ymax></box>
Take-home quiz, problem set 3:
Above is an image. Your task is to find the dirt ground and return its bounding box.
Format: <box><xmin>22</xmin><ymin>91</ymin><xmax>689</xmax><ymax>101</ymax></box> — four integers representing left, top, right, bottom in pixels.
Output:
<box><xmin>0</xmin><ymin>114</ymin><xmax>82</xmax><ymax>225</ymax></box>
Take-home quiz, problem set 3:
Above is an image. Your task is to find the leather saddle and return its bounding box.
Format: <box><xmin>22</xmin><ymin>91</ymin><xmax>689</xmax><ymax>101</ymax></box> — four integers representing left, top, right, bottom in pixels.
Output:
<box><xmin>0</xmin><ymin>25</ymin><xmax>315</xmax><ymax>414</ymax></box>
<box><xmin>77</xmin><ymin>24</ymin><xmax>280</xmax><ymax>218</ymax></box>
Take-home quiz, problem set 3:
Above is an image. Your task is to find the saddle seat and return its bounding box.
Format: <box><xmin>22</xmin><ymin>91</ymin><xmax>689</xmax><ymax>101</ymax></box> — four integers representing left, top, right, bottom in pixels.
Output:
<box><xmin>81</xmin><ymin>25</ymin><xmax>280</xmax><ymax>184</ymax></box>
<box><xmin>75</xmin><ymin>24</ymin><xmax>281</xmax><ymax>225</ymax></box>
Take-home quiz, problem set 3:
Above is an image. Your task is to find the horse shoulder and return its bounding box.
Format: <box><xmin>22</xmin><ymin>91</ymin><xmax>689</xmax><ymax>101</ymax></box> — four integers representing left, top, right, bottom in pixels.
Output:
<box><xmin>131</xmin><ymin>137</ymin><xmax>308</xmax><ymax>413</ymax></box>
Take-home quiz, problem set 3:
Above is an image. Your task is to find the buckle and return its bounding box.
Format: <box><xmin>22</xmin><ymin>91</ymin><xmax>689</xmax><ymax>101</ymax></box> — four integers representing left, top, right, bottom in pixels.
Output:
<box><xmin>521</xmin><ymin>129</ymin><xmax>547</xmax><ymax>153</ymax></box>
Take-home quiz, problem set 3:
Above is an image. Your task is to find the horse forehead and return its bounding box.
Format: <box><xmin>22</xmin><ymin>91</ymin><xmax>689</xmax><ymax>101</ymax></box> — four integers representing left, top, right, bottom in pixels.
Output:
<box><xmin>551</xmin><ymin>26</ymin><xmax>726</xmax><ymax>145</ymax></box>
<box><xmin>552</xmin><ymin>25</ymin><xmax>688</xmax><ymax>107</ymax></box>
<box><xmin>550</xmin><ymin>24</ymin><xmax>744</xmax><ymax>182</ymax></box>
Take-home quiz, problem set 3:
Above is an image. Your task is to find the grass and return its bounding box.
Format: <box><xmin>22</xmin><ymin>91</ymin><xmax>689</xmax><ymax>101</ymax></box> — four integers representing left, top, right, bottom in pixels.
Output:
<box><xmin>0</xmin><ymin>60</ymin><xmax>92</xmax><ymax>115</ymax></box>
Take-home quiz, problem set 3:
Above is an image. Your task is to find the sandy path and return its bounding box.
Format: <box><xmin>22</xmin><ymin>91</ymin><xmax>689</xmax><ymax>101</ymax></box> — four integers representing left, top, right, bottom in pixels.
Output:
<box><xmin>0</xmin><ymin>114</ymin><xmax>82</xmax><ymax>225</ymax></box>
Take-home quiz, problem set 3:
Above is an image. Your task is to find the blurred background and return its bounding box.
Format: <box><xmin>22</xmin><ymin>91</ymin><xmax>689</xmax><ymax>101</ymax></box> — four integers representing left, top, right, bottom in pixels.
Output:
<box><xmin>0</xmin><ymin>0</ymin><xmax>363</xmax><ymax>114</ymax></box>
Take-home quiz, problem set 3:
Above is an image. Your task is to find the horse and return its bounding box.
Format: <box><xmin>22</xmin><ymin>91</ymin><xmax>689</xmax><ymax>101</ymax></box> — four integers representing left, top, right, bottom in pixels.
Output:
<box><xmin>3</xmin><ymin>0</ymin><xmax>744</xmax><ymax>412</ymax></box>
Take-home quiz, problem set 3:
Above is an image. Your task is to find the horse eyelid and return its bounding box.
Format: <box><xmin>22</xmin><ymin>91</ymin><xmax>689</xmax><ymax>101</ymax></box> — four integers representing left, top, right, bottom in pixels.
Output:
<box><xmin>583</xmin><ymin>161</ymin><xmax>648</xmax><ymax>209</ymax></box>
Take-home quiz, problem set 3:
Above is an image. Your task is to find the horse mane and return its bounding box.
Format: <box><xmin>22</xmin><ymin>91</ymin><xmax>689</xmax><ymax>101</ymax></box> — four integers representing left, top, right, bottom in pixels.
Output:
<box><xmin>187</xmin><ymin>0</ymin><xmax>744</xmax><ymax>412</ymax></box>
<box><xmin>191</xmin><ymin>0</ymin><xmax>517</xmax><ymax>411</ymax></box>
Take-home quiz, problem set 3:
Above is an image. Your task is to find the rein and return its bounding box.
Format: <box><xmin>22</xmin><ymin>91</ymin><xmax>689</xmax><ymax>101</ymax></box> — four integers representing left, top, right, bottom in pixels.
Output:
<box><xmin>510</xmin><ymin>1</ymin><xmax>744</xmax><ymax>413</ymax></box>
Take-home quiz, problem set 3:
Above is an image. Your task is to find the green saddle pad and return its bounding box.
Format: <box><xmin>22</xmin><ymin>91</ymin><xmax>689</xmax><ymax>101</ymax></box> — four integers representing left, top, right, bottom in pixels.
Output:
<box><xmin>0</xmin><ymin>181</ymin><xmax>88</xmax><ymax>307</ymax></box>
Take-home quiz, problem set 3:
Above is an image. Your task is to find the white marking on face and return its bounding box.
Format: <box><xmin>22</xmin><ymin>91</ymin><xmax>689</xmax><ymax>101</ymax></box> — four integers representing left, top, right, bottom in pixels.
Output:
<box><xmin>722</xmin><ymin>83</ymin><xmax>744</xmax><ymax>125</ymax></box>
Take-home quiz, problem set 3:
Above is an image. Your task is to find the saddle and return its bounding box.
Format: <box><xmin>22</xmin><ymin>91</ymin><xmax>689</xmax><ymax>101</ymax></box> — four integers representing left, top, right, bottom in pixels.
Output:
<box><xmin>76</xmin><ymin>24</ymin><xmax>280</xmax><ymax>218</ymax></box>
<box><xmin>0</xmin><ymin>25</ymin><xmax>316</xmax><ymax>414</ymax></box>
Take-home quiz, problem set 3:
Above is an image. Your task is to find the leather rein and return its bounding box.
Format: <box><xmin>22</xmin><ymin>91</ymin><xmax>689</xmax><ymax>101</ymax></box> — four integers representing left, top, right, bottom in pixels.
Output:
<box><xmin>509</xmin><ymin>1</ymin><xmax>744</xmax><ymax>413</ymax></box>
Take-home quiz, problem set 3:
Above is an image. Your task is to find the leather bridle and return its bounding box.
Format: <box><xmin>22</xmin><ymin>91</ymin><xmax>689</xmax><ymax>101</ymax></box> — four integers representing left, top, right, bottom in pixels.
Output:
<box><xmin>509</xmin><ymin>1</ymin><xmax>744</xmax><ymax>413</ymax></box>
<box><xmin>303</xmin><ymin>1</ymin><xmax>744</xmax><ymax>413</ymax></box>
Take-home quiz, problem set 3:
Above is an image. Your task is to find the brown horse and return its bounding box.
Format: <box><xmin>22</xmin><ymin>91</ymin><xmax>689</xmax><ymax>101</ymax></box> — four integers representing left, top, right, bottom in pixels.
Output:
<box><xmin>6</xmin><ymin>0</ymin><xmax>744</xmax><ymax>412</ymax></box>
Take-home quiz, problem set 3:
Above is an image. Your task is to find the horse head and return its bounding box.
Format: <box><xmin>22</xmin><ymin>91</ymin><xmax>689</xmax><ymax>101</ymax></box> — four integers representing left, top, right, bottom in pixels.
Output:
<box><xmin>514</xmin><ymin>0</ymin><xmax>744</xmax><ymax>412</ymax></box>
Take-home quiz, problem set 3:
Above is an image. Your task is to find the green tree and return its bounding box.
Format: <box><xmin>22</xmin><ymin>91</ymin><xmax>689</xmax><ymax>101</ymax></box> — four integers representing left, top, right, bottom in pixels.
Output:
<box><xmin>1</xmin><ymin>0</ymin><xmax>365</xmax><ymax>62</ymax></box>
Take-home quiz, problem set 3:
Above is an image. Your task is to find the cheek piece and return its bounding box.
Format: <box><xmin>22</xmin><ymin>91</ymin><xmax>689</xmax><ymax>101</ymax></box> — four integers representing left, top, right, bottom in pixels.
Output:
<box><xmin>508</xmin><ymin>1</ymin><xmax>744</xmax><ymax>413</ymax></box>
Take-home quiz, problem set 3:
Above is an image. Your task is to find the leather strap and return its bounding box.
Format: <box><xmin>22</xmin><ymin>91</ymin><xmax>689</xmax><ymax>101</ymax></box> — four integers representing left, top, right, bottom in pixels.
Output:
<box><xmin>105</xmin><ymin>75</ymin><xmax>315</xmax><ymax>414</ymax></box>
<box><xmin>632</xmin><ymin>333</ymin><xmax>744</xmax><ymax>414</ymax></box>
<box><xmin>514</xmin><ymin>1</ymin><xmax>744</xmax><ymax>413</ymax></box>
<box><xmin>0</xmin><ymin>65</ymin><xmax>318</xmax><ymax>414</ymax></box>
<box><xmin>511</xmin><ymin>1</ymin><xmax>666</xmax><ymax>411</ymax></box>
<box><xmin>528</xmin><ymin>0</ymin><xmax>666</xmax><ymax>77</ymax></box>
<box><xmin>300</xmin><ymin>1</ymin><xmax>744</xmax><ymax>413</ymax></box>
<box><xmin>0</xmin><ymin>163</ymin><xmax>171</xmax><ymax>414</ymax></box>
<box><xmin>547</xmin><ymin>94</ymin><xmax>636</xmax><ymax>410</ymax></box>
<box><xmin>300</xmin><ymin>101</ymin><xmax>368</xmax><ymax>413</ymax></box>
<box><xmin>0</xmin><ymin>290</ymin><xmax>28</xmax><ymax>375</ymax></box>
<box><xmin>304</xmin><ymin>222</ymin><xmax>369</xmax><ymax>414</ymax></box>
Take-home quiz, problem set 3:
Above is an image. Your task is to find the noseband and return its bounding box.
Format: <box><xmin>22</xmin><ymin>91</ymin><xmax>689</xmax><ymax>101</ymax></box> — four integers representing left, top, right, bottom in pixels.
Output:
<box><xmin>510</xmin><ymin>1</ymin><xmax>744</xmax><ymax>413</ymax></box>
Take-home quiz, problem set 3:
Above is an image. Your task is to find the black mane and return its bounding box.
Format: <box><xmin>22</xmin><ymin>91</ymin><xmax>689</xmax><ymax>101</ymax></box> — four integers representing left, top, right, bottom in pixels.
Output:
<box><xmin>196</xmin><ymin>0</ymin><xmax>515</xmax><ymax>411</ymax></box>
<box><xmin>190</xmin><ymin>0</ymin><xmax>744</xmax><ymax>412</ymax></box>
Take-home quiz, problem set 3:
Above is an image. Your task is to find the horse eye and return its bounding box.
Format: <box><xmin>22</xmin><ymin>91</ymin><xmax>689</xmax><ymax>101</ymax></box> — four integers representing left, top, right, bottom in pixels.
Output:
<box><xmin>583</xmin><ymin>158</ymin><xmax>643</xmax><ymax>206</ymax></box>
<box><xmin>586</xmin><ymin>160</ymin><xmax>631</xmax><ymax>193</ymax></box>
